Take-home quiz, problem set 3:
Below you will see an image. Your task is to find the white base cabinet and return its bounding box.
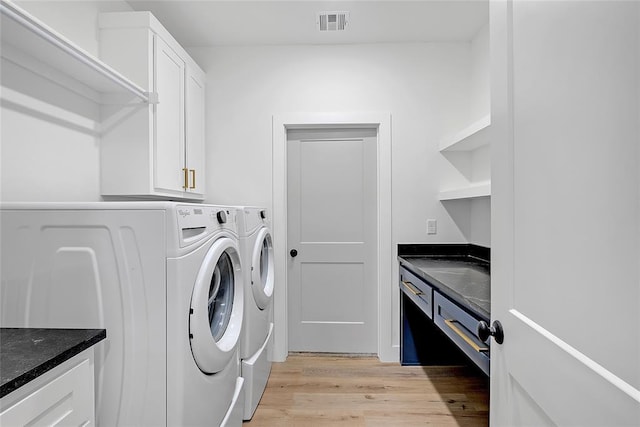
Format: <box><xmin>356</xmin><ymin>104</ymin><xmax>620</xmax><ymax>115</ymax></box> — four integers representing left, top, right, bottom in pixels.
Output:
<box><xmin>99</xmin><ymin>12</ymin><xmax>206</xmax><ymax>200</ymax></box>
<box><xmin>0</xmin><ymin>349</ymin><xmax>96</xmax><ymax>427</ymax></box>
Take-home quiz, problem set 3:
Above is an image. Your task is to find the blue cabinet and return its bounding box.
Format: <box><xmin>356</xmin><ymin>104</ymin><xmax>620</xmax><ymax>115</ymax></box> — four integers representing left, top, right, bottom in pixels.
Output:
<box><xmin>399</xmin><ymin>264</ymin><xmax>490</xmax><ymax>374</ymax></box>
<box><xmin>399</xmin><ymin>266</ymin><xmax>468</xmax><ymax>367</ymax></box>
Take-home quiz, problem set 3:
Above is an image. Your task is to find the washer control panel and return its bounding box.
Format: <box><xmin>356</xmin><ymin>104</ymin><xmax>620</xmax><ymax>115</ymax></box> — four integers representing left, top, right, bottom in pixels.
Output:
<box><xmin>175</xmin><ymin>205</ymin><xmax>237</xmax><ymax>247</ymax></box>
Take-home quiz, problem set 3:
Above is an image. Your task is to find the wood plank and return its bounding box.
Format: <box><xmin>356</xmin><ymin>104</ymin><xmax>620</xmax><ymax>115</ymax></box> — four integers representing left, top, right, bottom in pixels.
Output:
<box><xmin>247</xmin><ymin>354</ymin><xmax>489</xmax><ymax>426</ymax></box>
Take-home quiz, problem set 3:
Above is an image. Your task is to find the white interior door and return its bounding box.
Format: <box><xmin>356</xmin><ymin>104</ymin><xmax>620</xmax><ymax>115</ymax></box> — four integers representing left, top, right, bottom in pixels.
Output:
<box><xmin>491</xmin><ymin>1</ymin><xmax>640</xmax><ymax>425</ymax></box>
<box><xmin>287</xmin><ymin>128</ymin><xmax>377</xmax><ymax>353</ymax></box>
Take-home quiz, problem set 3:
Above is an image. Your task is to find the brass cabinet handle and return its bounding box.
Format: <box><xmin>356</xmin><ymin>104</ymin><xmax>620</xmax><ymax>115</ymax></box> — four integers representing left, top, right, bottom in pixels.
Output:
<box><xmin>189</xmin><ymin>169</ymin><xmax>196</xmax><ymax>189</ymax></box>
<box><xmin>444</xmin><ymin>319</ymin><xmax>489</xmax><ymax>352</ymax></box>
<box><xmin>182</xmin><ymin>168</ymin><xmax>189</xmax><ymax>189</ymax></box>
<box><xmin>401</xmin><ymin>280</ymin><xmax>423</xmax><ymax>296</ymax></box>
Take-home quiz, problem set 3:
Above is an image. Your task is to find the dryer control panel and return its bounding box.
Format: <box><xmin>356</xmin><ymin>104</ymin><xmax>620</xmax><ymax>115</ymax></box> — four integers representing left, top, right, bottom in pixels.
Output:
<box><xmin>240</xmin><ymin>207</ymin><xmax>270</xmax><ymax>236</ymax></box>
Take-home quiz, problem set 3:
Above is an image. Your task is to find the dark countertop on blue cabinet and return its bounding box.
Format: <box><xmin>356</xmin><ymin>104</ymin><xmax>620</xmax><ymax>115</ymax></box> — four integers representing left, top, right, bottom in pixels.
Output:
<box><xmin>0</xmin><ymin>328</ymin><xmax>106</xmax><ymax>398</ymax></box>
<box><xmin>398</xmin><ymin>244</ymin><xmax>491</xmax><ymax>321</ymax></box>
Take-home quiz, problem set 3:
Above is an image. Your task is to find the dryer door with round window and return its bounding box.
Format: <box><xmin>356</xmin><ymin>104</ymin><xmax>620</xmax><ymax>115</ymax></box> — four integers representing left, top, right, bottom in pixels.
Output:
<box><xmin>251</xmin><ymin>228</ymin><xmax>274</xmax><ymax>310</ymax></box>
<box><xmin>190</xmin><ymin>237</ymin><xmax>244</xmax><ymax>374</ymax></box>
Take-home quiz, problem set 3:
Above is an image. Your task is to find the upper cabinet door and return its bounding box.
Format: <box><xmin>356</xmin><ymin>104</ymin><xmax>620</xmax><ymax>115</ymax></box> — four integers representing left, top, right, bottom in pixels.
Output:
<box><xmin>490</xmin><ymin>1</ymin><xmax>640</xmax><ymax>425</ymax></box>
<box><xmin>153</xmin><ymin>36</ymin><xmax>185</xmax><ymax>195</ymax></box>
<box><xmin>185</xmin><ymin>67</ymin><xmax>205</xmax><ymax>198</ymax></box>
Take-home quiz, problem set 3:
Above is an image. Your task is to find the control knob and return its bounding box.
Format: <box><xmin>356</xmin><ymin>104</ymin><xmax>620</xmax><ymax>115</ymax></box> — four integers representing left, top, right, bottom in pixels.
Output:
<box><xmin>216</xmin><ymin>210</ymin><xmax>227</xmax><ymax>224</ymax></box>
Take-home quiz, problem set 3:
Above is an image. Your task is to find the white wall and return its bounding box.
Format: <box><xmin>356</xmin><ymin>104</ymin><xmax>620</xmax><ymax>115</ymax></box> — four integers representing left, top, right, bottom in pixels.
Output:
<box><xmin>189</xmin><ymin>42</ymin><xmax>476</xmax><ymax>356</ymax></box>
<box><xmin>470</xmin><ymin>196</ymin><xmax>491</xmax><ymax>245</ymax></box>
<box><xmin>468</xmin><ymin>24</ymin><xmax>491</xmax><ymax>247</ymax></box>
<box><xmin>14</xmin><ymin>1</ymin><xmax>134</xmax><ymax>57</ymax></box>
<box><xmin>191</xmin><ymin>43</ymin><xmax>474</xmax><ymax>239</ymax></box>
<box><xmin>469</xmin><ymin>23</ymin><xmax>490</xmax><ymax>122</ymax></box>
<box><xmin>1</xmin><ymin>1</ymin><xmax>133</xmax><ymax>202</ymax></box>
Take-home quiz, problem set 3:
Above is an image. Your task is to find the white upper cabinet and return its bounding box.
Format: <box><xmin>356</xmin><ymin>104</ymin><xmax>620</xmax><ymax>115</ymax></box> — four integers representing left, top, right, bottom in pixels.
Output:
<box><xmin>98</xmin><ymin>12</ymin><xmax>206</xmax><ymax>200</ymax></box>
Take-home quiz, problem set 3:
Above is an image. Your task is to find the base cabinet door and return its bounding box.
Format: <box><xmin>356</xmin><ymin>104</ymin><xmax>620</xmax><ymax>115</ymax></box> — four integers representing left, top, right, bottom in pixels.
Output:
<box><xmin>0</xmin><ymin>350</ymin><xmax>95</xmax><ymax>427</ymax></box>
<box><xmin>433</xmin><ymin>291</ymin><xmax>490</xmax><ymax>375</ymax></box>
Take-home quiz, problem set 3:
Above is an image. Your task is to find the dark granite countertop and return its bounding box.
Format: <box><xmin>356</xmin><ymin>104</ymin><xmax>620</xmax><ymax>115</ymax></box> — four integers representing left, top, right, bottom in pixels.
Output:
<box><xmin>0</xmin><ymin>328</ymin><xmax>106</xmax><ymax>398</ymax></box>
<box><xmin>398</xmin><ymin>244</ymin><xmax>491</xmax><ymax>321</ymax></box>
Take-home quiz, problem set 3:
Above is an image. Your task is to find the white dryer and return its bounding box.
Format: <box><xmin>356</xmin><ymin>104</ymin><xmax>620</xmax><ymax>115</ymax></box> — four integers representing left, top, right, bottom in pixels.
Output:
<box><xmin>0</xmin><ymin>202</ymin><xmax>245</xmax><ymax>427</ymax></box>
<box><xmin>236</xmin><ymin>206</ymin><xmax>275</xmax><ymax>419</ymax></box>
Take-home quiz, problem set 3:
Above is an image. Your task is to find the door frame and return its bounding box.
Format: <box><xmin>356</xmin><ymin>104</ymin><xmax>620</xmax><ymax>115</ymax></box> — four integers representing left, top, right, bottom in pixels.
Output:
<box><xmin>272</xmin><ymin>112</ymin><xmax>393</xmax><ymax>362</ymax></box>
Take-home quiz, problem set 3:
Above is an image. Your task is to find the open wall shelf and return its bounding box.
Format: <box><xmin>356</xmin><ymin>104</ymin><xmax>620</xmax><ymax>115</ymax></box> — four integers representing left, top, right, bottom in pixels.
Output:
<box><xmin>0</xmin><ymin>0</ymin><xmax>152</xmax><ymax>104</ymax></box>
<box><xmin>439</xmin><ymin>115</ymin><xmax>492</xmax><ymax>201</ymax></box>
<box><xmin>439</xmin><ymin>115</ymin><xmax>491</xmax><ymax>152</ymax></box>
<box><xmin>439</xmin><ymin>182</ymin><xmax>491</xmax><ymax>201</ymax></box>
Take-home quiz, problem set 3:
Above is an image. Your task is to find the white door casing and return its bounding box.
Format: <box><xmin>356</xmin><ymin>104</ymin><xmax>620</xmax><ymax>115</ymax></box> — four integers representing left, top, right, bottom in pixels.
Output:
<box><xmin>490</xmin><ymin>1</ymin><xmax>640</xmax><ymax>425</ymax></box>
<box><xmin>272</xmin><ymin>112</ymin><xmax>393</xmax><ymax>362</ymax></box>
<box><xmin>287</xmin><ymin>128</ymin><xmax>377</xmax><ymax>353</ymax></box>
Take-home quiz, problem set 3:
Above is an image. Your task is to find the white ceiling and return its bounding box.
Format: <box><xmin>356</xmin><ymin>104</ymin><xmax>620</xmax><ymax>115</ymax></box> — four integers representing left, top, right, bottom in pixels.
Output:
<box><xmin>125</xmin><ymin>1</ymin><xmax>489</xmax><ymax>47</ymax></box>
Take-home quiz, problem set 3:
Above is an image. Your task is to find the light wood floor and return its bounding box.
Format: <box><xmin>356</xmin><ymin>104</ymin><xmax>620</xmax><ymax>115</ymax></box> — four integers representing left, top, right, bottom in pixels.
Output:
<box><xmin>246</xmin><ymin>354</ymin><xmax>489</xmax><ymax>426</ymax></box>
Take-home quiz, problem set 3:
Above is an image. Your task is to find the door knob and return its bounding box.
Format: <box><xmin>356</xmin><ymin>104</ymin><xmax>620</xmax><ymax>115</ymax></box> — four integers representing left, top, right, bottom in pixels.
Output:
<box><xmin>290</xmin><ymin>249</ymin><xmax>298</xmax><ymax>257</ymax></box>
<box><xmin>477</xmin><ymin>320</ymin><xmax>504</xmax><ymax>344</ymax></box>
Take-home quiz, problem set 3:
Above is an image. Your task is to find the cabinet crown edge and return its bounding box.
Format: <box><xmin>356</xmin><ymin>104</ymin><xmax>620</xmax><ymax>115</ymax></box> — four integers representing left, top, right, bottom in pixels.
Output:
<box><xmin>98</xmin><ymin>11</ymin><xmax>205</xmax><ymax>76</ymax></box>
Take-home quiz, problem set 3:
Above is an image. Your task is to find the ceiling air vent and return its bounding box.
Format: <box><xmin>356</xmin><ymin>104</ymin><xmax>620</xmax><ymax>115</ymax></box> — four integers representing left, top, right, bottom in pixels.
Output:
<box><xmin>317</xmin><ymin>11</ymin><xmax>349</xmax><ymax>32</ymax></box>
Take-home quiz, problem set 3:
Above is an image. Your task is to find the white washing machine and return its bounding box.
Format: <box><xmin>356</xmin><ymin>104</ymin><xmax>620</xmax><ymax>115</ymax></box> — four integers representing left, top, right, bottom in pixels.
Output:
<box><xmin>236</xmin><ymin>206</ymin><xmax>275</xmax><ymax>419</ymax></box>
<box><xmin>0</xmin><ymin>202</ymin><xmax>245</xmax><ymax>427</ymax></box>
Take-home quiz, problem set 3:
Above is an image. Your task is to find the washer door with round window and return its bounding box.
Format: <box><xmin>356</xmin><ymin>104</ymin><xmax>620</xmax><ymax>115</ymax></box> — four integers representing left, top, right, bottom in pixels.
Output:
<box><xmin>251</xmin><ymin>227</ymin><xmax>274</xmax><ymax>310</ymax></box>
<box><xmin>190</xmin><ymin>237</ymin><xmax>244</xmax><ymax>374</ymax></box>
